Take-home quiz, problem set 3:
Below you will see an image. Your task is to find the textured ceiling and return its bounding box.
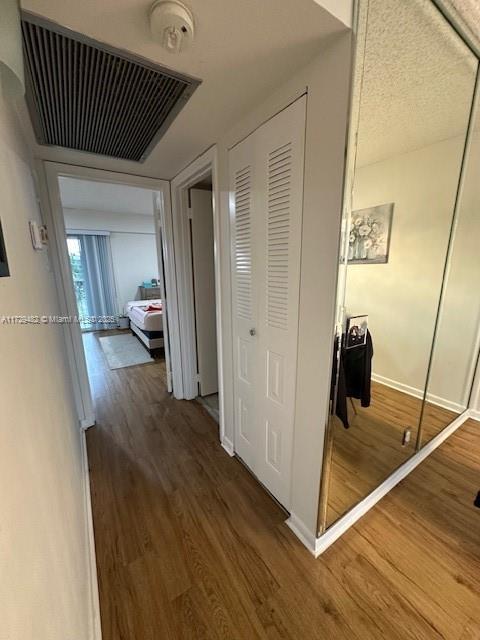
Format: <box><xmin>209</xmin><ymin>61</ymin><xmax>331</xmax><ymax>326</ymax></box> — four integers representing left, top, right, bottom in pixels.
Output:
<box><xmin>442</xmin><ymin>0</ymin><xmax>480</xmax><ymax>52</ymax></box>
<box><xmin>18</xmin><ymin>0</ymin><xmax>346</xmax><ymax>179</ymax></box>
<box><xmin>58</xmin><ymin>178</ymin><xmax>155</xmax><ymax>216</ymax></box>
<box><xmin>356</xmin><ymin>0</ymin><xmax>477</xmax><ymax>167</ymax></box>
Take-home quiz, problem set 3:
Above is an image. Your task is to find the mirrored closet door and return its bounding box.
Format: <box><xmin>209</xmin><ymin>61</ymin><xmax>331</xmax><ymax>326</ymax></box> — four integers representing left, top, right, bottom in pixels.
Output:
<box><xmin>419</xmin><ymin>100</ymin><xmax>480</xmax><ymax>446</ymax></box>
<box><xmin>320</xmin><ymin>0</ymin><xmax>479</xmax><ymax>531</ymax></box>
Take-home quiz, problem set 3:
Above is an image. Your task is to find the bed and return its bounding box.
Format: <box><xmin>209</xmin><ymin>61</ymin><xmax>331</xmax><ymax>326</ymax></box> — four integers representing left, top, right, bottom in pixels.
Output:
<box><xmin>125</xmin><ymin>299</ymin><xmax>164</xmax><ymax>352</ymax></box>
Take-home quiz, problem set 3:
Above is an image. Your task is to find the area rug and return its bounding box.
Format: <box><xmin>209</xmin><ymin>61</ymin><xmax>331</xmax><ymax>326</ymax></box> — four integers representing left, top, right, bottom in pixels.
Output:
<box><xmin>99</xmin><ymin>333</ymin><xmax>153</xmax><ymax>369</ymax></box>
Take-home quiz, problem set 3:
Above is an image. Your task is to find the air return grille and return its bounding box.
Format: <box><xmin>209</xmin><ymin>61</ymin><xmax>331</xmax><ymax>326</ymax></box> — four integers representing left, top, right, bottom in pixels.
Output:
<box><xmin>21</xmin><ymin>14</ymin><xmax>200</xmax><ymax>162</ymax></box>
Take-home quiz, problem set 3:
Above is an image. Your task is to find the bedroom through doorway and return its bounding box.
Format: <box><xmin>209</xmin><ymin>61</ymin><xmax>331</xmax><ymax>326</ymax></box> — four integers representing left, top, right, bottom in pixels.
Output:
<box><xmin>57</xmin><ymin>176</ymin><xmax>173</xmax><ymax>398</ymax></box>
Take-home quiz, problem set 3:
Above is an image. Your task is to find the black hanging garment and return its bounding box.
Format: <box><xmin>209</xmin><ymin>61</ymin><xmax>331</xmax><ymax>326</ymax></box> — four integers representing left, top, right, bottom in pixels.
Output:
<box><xmin>331</xmin><ymin>338</ymin><xmax>348</xmax><ymax>428</ymax></box>
<box><xmin>332</xmin><ymin>331</ymin><xmax>374</xmax><ymax>429</ymax></box>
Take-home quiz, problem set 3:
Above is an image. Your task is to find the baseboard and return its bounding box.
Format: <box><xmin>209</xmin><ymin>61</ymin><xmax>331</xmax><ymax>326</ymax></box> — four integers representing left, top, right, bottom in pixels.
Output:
<box><xmin>372</xmin><ymin>373</ymin><xmax>465</xmax><ymax>414</ymax></box>
<box><xmin>81</xmin><ymin>415</ymin><xmax>96</xmax><ymax>431</ymax></box>
<box><xmin>221</xmin><ymin>436</ymin><xmax>235</xmax><ymax>457</ymax></box>
<box><xmin>286</xmin><ymin>513</ymin><xmax>318</xmax><ymax>556</ymax></box>
<box><xmin>469</xmin><ymin>409</ymin><xmax>480</xmax><ymax>421</ymax></box>
<box><xmin>80</xmin><ymin>430</ymin><xmax>102</xmax><ymax>639</ymax></box>
<box><xmin>312</xmin><ymin>409</ymin><xmax>470</xmax><ymax>557</ymax></box>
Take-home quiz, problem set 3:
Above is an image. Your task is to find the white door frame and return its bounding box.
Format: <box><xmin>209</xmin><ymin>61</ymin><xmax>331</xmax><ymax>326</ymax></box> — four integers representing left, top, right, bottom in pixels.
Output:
<box><xmin>38</xmin><ymin>161</ymin><xmax>182</xmax><ymax>428</ymax></box>
<box><xmin>170</xmin><ymin>146</ymin><xmax>226</xmax><ymax>441</ymax></box>
<box><xmin>152</xmin><ymin>192</ymin><xmax>173</xmax><ymax>393</ymax></box>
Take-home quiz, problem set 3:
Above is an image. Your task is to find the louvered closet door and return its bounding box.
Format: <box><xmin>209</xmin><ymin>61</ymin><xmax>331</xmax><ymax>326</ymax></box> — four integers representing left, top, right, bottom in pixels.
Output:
<box><xmin>255</xmin><ymin>97</ymin><xmax>306</xmax><ymax>507</ymax></box>
<box><xmin>230</xmin><ymin>96</ymin><xmax>306</xmax><ymax>509</ymax></box>
<box><xmin>230</xmin><ymin>135</ymin><xmax>260</xmax><ymax>471</ymax></box>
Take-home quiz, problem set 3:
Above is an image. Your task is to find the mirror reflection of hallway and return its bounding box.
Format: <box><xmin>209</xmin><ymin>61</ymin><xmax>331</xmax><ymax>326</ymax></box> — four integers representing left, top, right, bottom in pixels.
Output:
<box><xmin>324</xmin><ymin>0</ymin><xmax>479</xmax><ymax>528</ymax></box>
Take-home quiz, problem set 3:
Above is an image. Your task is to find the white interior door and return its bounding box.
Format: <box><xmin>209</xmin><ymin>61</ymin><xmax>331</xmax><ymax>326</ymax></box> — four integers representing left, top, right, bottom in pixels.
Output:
<box><xmin>229</xmin><ymin>96</ymin><xmax>306</xmax><ymax>509</ymax></box>
<box><xmin>230</xmin><ymin>140</ymin><xmax>260</xmax><ymax>471</ymax></box>
<box><xmin>190</xmin><ymin>188</ymin><xmax>218</xmax><ymax>396</ymax></box>
<box><xmin>153</xmin><ymin>192</ymin><xmax>173</xmax><ymax>393</ymax></box>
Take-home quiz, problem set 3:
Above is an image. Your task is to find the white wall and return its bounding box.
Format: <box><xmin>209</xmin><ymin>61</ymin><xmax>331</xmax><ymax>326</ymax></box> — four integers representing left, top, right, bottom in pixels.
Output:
<box><xmin>110</xmin><ymin>233</ymin><xmax>158</xmax><ymax>311</ymax></box>
<box><xmin>0</xmin><ymin>91</ymin><xmax>92</xmax><ymax>637</ymax></box>
<box><xmin>64</xmin><ymin>208</ymin><xmax>159</xmax><ymax>313</ymax></box>
<box><xmin>347</xmin><ymin>134</ymin><xmax>480</xmax><ymax>409</ymax></box>
<box><xmin>214</xmin><ymin>33</ymin><xmax>352</xmax><ymax>537</ymax></box>
<box><xmin>347</xmin><ymin>137</ymin><xmax>463</xmax><ymax>393</ymax></box>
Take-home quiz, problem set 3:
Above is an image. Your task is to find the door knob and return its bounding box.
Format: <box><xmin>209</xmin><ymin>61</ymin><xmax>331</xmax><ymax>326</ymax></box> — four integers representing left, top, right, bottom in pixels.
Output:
<box><xmin>249</xmin><ymin>328</ymin><xmax>256</xmax><ymax>336</ymax></box>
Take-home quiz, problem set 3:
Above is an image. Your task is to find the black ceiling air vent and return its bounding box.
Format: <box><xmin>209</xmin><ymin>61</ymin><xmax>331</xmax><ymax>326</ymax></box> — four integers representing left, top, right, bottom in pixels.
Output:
<box><xmin>21</xmin><ymin>13</ymin><xmax>200</xmax><ymax>162</ymax></box>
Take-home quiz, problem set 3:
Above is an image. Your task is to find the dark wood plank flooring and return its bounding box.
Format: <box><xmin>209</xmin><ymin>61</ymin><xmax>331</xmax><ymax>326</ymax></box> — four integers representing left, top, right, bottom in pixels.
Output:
<box><xmin>84</xmin><ymin>330</ymin><xmax>480</xmax><ymax>639</ymax></box>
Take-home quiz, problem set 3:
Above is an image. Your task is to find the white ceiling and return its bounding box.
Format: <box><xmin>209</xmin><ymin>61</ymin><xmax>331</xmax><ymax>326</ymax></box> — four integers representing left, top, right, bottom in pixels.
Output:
<box><xmin>18</xmin><ymin>0</ymin><xmax>346</xmax><ymax>179</ymax></box>
<box><xmin>356</xmin><ymin>0</ymin><xmax>477</xmax><ymax>167</ymax></box>
<box><xmin>444</xmin><ymin>0</ymin><xmax>480</xmax><ymax>52</ymax></box>
<box><xmin>58</xmin><ymin>177</ymin><xmax>155</xmax><ymax>215</ymax></box>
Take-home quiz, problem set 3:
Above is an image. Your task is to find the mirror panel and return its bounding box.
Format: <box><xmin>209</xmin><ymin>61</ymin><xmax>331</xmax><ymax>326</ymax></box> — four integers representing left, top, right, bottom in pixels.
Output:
<box><xmin>324</xmin><ymin>0</ymin><xmax>478</xmax><ymax>529</ymax></box>
<box><xmin>420</xmin><ymin>101</ymin><xmax>480</xmax><ymax>444</ymax></box>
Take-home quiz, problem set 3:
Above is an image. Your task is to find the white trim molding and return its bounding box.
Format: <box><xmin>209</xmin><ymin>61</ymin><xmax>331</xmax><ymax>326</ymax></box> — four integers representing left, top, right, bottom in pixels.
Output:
<box><xmin>221</xmin><ymin>436</ymin><xmax>235</xmax><ymax>457</ymax></box>
<box><xmin>80</xmin><ymin>416</ymin><xmax>96</xmax><ymax>431</ymax></box>
<box><xmin>81</xmin><ymin>429</ymin><xmax>102</xmax><ymax>640</ymax></box>
<box><xmin>37</xmin><ymin>161</ymin><xmax>95</xmax><ymax>428</ymax></box>
<box><xmin>66</xmin><ymin>229</ymin><xmax>111</xmax><ymax>236</ymax></box>
<box><xmin>470</xmin><ymin>409</ymin><xmax>480</xmax><ymax>421</ymax></box>
<box><xmin>372</xmin><ymin>372</ymin><xmax>466</xmax><ymax>415</ymax></box>
<box><xmin>286</xmin><ymin>513</ymin><xmax>319</xmax><ymax>555</ymax></box>
<box><xmin>309</xmin><ymin>409</ymin><xmax>472</xmax><ymax>557</ymax></box>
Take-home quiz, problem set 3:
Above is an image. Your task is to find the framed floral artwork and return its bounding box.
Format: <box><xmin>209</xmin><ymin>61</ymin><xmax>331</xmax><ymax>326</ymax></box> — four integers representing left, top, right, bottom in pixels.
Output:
<box><xmin>348</xmin><ymin>203</ymin><xmax>394</xmax><ymax>264</ymax></box>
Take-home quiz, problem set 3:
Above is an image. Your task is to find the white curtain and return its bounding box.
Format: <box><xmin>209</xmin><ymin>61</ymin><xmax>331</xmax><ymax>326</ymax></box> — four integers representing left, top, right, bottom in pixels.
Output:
<box><xmin>75</xmin><ymin>234</ymin><xmax>118</xmax><ymax>330</ymax></box>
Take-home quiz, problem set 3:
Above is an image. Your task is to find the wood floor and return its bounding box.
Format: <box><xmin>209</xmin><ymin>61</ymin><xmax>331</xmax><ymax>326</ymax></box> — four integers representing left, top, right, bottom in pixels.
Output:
<box><xmin>326</xmin><ymin>382</ymin><xmax>460</xmax><ymax>526</ymax></box>
<box><xmin>84</xmin><ymin>331</ymin><xmax>480</xmax><ymax>639</ymax></box>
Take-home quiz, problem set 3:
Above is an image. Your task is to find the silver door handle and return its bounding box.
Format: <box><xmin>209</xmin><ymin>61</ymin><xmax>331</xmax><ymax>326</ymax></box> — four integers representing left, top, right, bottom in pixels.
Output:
<box><xmin>249</xmin><ymin>328</ymin><xmax>256</xmax><ymax>336</ymax></box>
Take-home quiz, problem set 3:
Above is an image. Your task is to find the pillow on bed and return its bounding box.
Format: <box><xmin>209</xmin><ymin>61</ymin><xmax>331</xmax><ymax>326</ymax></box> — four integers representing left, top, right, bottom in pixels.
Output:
<box><xmin>144</xmin><ymin>303</ymin><xmax>162</xmax><ymax>312</ymax></box>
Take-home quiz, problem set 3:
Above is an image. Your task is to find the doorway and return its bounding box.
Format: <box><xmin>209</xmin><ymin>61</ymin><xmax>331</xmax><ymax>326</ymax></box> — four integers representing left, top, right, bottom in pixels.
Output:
<box><xmin>42</xmin><ymin>163</ymin><xmax>179</xmax><ymax>427</ymax></box>
<box><xmin>189</xmin><ymin>178</ymin><xmax>219</xmax><ymax>422</ymax></box>
<box><xmin>170</xmin><ymin>148</ymin><xmax>226</xmax><ymax>442</ymax></box>
<box><xmin>58</xmin><ymin>176</ymin><xmax>172</xmax><ymax>404</ymax></box>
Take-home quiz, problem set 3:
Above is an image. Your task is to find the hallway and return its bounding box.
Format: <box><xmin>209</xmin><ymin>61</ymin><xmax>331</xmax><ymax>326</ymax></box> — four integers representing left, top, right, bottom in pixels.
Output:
<box><xmin>84</xmin><ymin>331</ymin><xmax>480</xmax><ymax>639</ymax></box>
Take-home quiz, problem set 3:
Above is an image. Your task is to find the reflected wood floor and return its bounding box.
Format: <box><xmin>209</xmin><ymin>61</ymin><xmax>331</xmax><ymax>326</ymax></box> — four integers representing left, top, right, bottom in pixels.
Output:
<box><xmin>85</xmin><ymin>331</ymin><xmax>480</xmax><ymax>639</ymax></box>
<box><xmin>327</xmin><ymin>382</ymin><xmax>460</xmax><ymax>525</ymax></box>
